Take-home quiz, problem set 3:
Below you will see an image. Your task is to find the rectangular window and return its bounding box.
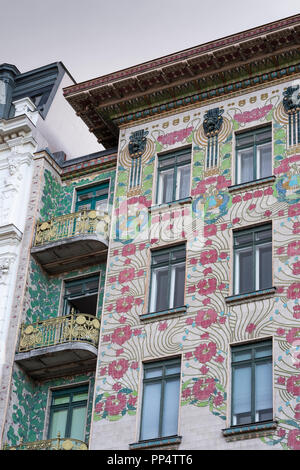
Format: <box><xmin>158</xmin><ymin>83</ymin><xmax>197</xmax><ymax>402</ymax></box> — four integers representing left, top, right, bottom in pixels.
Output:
<box><xmin>149</xmin><ymin>245</ymin><xmax>186</xmax><ymax>313</ymax></box>
<box><xmin>75</xmin><ymin>182</ymin><xmax>109</xmax><ymax>213</ymax></box>
<box><xmin>156</xmin><ymin>148</ymin><xmax>191</xmax><ymax>205</ymax></box>
<box><xmin>233</xmin><ymin>224</ymin><xmax>272</xmax><ymax>295</ymax></box>
<box><xmin>63</xmin><ymin>275</ymin><xmax>99</xmax><ymax>316</ymax></box>
<box><xmin>140</xmin><ymin>358</ymin><xmax>181</xmax><ymax>441</ymax></box>
<box><xmin>231</xmin><ymin>341</ymin><xmax>272</xmax><ymax>426</ymax></box>
<box><xmin>236</xmin><ymin>126</ymin><xmax>272</xmax><ymax>184</ymax></box>
<box><xmin>48</xmin><ymin>385</ymin><xmax>89</xmax><ymax>441</ymax></box>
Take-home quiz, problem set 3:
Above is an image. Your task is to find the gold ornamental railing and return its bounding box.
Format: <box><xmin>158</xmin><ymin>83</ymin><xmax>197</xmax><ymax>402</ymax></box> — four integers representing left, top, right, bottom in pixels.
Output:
<box><xmin>3</xmin><ymin>434</ymin><xmax>88</xmax><ymax>450</ymax></box>
<box><xmin>18</xmin><ymin>313</ymin><xmax>100</xmax><ymax>352</ymax></box>
<box><xmin>33</xmin><ymin>210</ymin><xmax>110</xmax><ymax>246</ymax></box>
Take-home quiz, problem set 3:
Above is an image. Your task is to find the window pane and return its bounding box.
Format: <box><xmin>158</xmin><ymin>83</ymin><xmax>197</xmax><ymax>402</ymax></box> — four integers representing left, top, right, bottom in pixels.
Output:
<box><xmin>255</xmin><ymin>362</ymin><xmax>272</xmax><ymax>422</ymax></box>
<box><xmin>150</xmin><ymin>267</ymin><xmax>169</xmax><ymax>312</ymax></box>
<box><xmin>49</xmin><ymin>409</ymin><xmax>68</xmax><ymax>438</ymax></box>
<box><xmin>95</xmin><ymin>199</ymin><xmax>108</xmax><ymax>212</ymax></box>
<box><xmin>235</xmin><ymin>248</ymin><xmax>254</xmax><ymax>294</ymax></box>
<box><xmin>176</xmin><ymin>152</ymin><xmax>191</xmax><ymax>164</ymax></box>
<box><xmin>176</xmin><ymin>164</ymin><xmax>190</xmax><ymax>200</ymax></box>
<box><xmin>145</xmin><ymin>367</ymin><xmax>163</xmax><ymax>379</ymax></box>
<box><xmin>255</xmin><ymin>345</ymin><xmax>272</xmax><ymax>359</ymax></box>
<box><xmin>53</xmin><ymin>396</ymin><xmax>70</xmax><ymax>405</ymax></box>
<box><xmin>232</xmin><ymin>350</ymin><xmax>252</xmax><ymax>363</ymax></box>
<box><xmin>159</xmin><ymin>156</ymin><xmax>175</xmax><ymax>168</ymax></box>
<box><xmin>257</xmin><ymin>243</ymin><xmax>272</xmax><ymax>290</ymax></box>
<box><xmin>171</xmin><ymin>248</ymin><xmax>186</xmax><ymax>261</ymax></box>
<box><xmin>236</xmin><ymin>134</ymin><xmax>254</xmax><ymax>147</ymax></box>
<box><xmin>171</xmin><ymin>263</ymin><xmax>185</xmax><ymax>308</ymax></box>
<box><xmin>255</xmin><ymin>228</ymin><xmax>272</xmax><ymax>241</ymax></box>
<box><xmin>165</xmin><ymin>364</ymin><xmax>181</xmax><ymax>375</ymax></box>
<box><xmin>234</xmin><ymin>233</ymin><xmax>253</xmax><ymax>246</ymax></box>
<box><xmin>161</xmin><ymin>378</ymin><xmax>180</xmax><ymax>437</ymax></box>
<box><xmin>152</xmin><ymin>252</ymin><xmax>169</xmax><ymax>265</ymax></box>
<box><xmin>257</xmin><ymin>143</ymin><xmax>272</xmax><ymax>179</ymax></box>
<box><xmin>70</xmin><ymin>406</ymin><xmax>87</xmax><ymax>440</ymax></box>
<box><xmin>157</xmin><ymin>169</ymin><xmax>174</xmax><ymax>204</ymax></box>
<box><xmin>72</xmin><ymin>392</ymin><xmax>88</xmax><ymax>403</ymax></box>
<box><xmin>232</xmin><ymin>365</ymin><xmax>252</xmax><ymax>425</ymax></box>
<box><xmin>238</xmin><ymin>149</ymin><xmax>253</xmax><ymax>184</ymax></box>
<box><xmin>140</xmin><ymin>382</ymin><xmax>161</xmax><ymax>440</ymax></box>
<box><xmin>256</xmin><ymin>128</ymin><xmax>272</xmax><ymax>143</ymax></box>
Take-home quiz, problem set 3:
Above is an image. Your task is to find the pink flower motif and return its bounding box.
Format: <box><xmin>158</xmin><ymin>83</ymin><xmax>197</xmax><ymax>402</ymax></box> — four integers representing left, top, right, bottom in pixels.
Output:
<box><xmin>102</xmin><ymin>335</ymin><xmax>111</xmax><ymax>343</ymax></box>
<box><xmin>287</xmin><ymin>375</ymin><xmax>300</xmax><ymax>396</ymax></box>
<box><xmin>215</xmin><ymin>355</ymin><xmax>224</xmax><ymax>363</ymax></box>
<box><xmin>112</xmin><ymin>382</ymin><xmax>122</xmax><ymax>391</ymax></box>
<box><xmin>105</xmin><ymin>393</ymin><xmax>127</xmax><ymax>416</ymax></box>
<box><xmin>202</xmin><ymin>298</ymin><xmax>211</xmax><ymax>306</ymax></box>
<box><xmin>200</xmin><ymin>365</ymin><xmax>209</xmax><ymax>375</ymax></box>
<box><xmin>128</xmin><ymin>395</ymin><xmax>137</xmax><ymax>407</ymax></box>
<box><xmin>108</xmin><ymin>359</ymin><xmax>129</xmax><ymax>380</ymax></box>
<box><xmin>193</xmin><ymin>377</ymin><xmax>215</xmax><ymax>401</ymax></box>
<box><xmin>232</xmin><ymin>195</ymin><xmax>242</xmax><ymax>203</ymax></box>
<box><xmin>249</xmin><ymin>204</ymin><xmax>256</xmax><ymax>211</ymax></box>
<box><xmin>287</xmin><ymin>240</ymin><xmax>300</xmax><ymax>257</ymax></box>
<box><xmin>188</xmin><ymin>285</ymin><xmax>196</xmax><ymax>294</ymax></box>
<box><xmin>221</xmin><ymin>223</ymin><xmax>227</xmax><ymax>231</ymax></box>
<box><xmin>200</xmin><ymin>333</ymin><xmax>210</xmax><ymax>340</ymax></box>
<box><xmin>139</xmin><ymin>243</ymin><xmax>146</xmax><ymax>251</ymax></box>
<box><xmin>288</xmin><ymin>203</ymin><xmax>300</xmax><ymax>218</ymax></box>
<box><xmin>199</xmin><ymin>249</ymin><xmax>218</xmax><ymax>265</ymax></box>
<box><xmin>185</xmin><ymin>352</ymin><xmax>193</xmax><ymax>360</ymax></box>
<box><xmin>111</xmin><ymin>325</ymin><xmax>132</xmax><ymax>346</ymax></box>
<box><xmin>124</xmin><ymin>258</ymin><xmax>131</xmax><ymax>265</ymax></box>
<box><xmin>116</xmin><ymin>348</ymin><xmax>124</xmax><ymax>356</ymax></box>
<box><xmin>219</xmin><ymin>316</ymin><xmax>226</xmax><ymax>324</ymax></box>
<box><xmin>277</xmin><ymin>247</ymin><xmax>285</xmax><ymax>255</ymax></box>
<box><xmin>131</xmin><ymin>361</ymin><xmax>139</xmax><ymax>370</ymax></box>
<box><xmin>278</xmin><ymin>210</ymin><xmax>285</xmax><ymax>217</ymax></box>
<box><xmin>287</xmin><ymin>283</ymin><xmax>300</xmax><ymax>300</ymax></box>
<box><xmin>246</xmin><ymin>323</ymin><xmax>256</xmax><ymax>334</ymax></box>
<box><xmin>182</xmin><ymin>389</ymin><xmax>191</xmax><ymax>399</ymax></box>
<box><xmin>254</xmin><ymin>190</ymin><xmax>263</xmax><ymax>197</ymax></box>
<box><xmin>203</xmin><ymin>267</ymin><xmax>212</xmax><ymax>276</ymax></box>
<box><xmin>294</xmin><ymin>403</ymin><xmax>300</xmax><ymax>420</ymax></box>
<box><xmin>119</xmin><ymin>316</ymin><xmax>127</xmax><ymax>324</ymax></box>
<box><xmin>116</xmin><ymin>296</ymin><xmax>134</xmax><ymax>314</ymax></box>
<box><xmin>293</xmin><ymin>305</ymin><xmax>300</xmax><ymax>319</ymax></box>
<box><xmin>264</xmin><ymin>187</ymin><xmax>273</xmax><ymax>196</ymax></box>
<box><xmin>232</xmin><ymin>217</ymin><xmax>240</xmax><ymax>224</ymax></box>
<box><xmin>213</xmin><ymin>392</ymin><xmax>224</xmax><ymax>406</ymax></box>
<box><xmin>243</xmin><ymin>192</ymin><xmax>252</xmax><ymax>201</ymax></box>
<box><xmin>137</xmin><ymin>269</ymin><xmax>144</xmax><ymax>277</ymax></box>
<box><xmin>95</xmin><ymin>401</ymin><xmax>104</xmax><ymax>414</ymax></box>
<box><xmin>121</xmin><ymin>285</ymin><xmax>130</xmax><ymax>294</ymax></box>
<box><xmin>158</xmin><ymin>321</ymin><xmax>168</xmax><ymax>331</ymax></box>
<box><xmin>219</xmin><ymin>252</ymin><xmax>227</xmax><ymax>259</ymax></box>
<box><xmin>99</xmin><ymin>367</ymin><xmax>107</xmax><ymax>376</ymax></box>
<box><xmin>277</xmin><ymin>428</ymin><xmax>286</xmax><ymax>438</ymax></box>
<box><xmin>277</xmin><ymin>376</ymin><xmax>285</xmax><ymax>385</ymax></box>
<box><xmin>107</xmin><ymin>304</ymin><xmax>113</xmax><ymax>312</ymax></box>
<box><xmin>194</xmin><ymin>342</ymin><xmax>217</xmax><ymax>363</ymax></box>
<box><xmin>190</xmin><ymin>257</ymin><xmax>197</xmax><ymax>265</ymax></box>
<box><xmin>204</xmin><ymin>224</ymin><xmax>217</xmax><ymax>238</ymax></box>
<box><xmin>288</xmin><ymin>429</ymin><xmax>300</xmax><ymax>450</ymax></box>
<box><xmin>118</xmin><ymin>267</ymin><xmax>135</xmax><ymax>284</ymax></box>
<box><xmin>133</xmin><ymin>328</ymin><xmax>142</xmax><ymax>336</ymax></box>
<box><xmin>195</xmin><ymin>309</ymin><xmax>218</xmax><ymax>329</ymax></box>
<box><xmin>205</xmin><ymin>239</ymin><xmax>212</xmax><ymax>246</ymax></box>
<box><xmin>286</xmin><ymin>328</ymin><xmax>300</xmax><ymax>345</ymax></box>
<box><xmin>292</xmin><ymin>222</ymin><xmax>300</xmax><ymax>235</ymax></box>
<box><xmin>186</xmin><ymin>318</ymin><xmax>193</xmax><ymax>325</ymax></box>
<box><xmin>276</xmin><ymin>328</ymin><xmax>286</xmax><ymax>336</ymax></box>
<box><xmin>197</xmin><ymin>278</ymin><xmax>217</xmax><ymax>296</ymax></box>
<box><xmin>264</xmin><ymin>210</ymin><xmax>272</xmax><ymax>217</ymax></box>
<box><xmin>109</xmin><ymin>276</ymin><xmax>116</xmax><ymax>284</ymax></box>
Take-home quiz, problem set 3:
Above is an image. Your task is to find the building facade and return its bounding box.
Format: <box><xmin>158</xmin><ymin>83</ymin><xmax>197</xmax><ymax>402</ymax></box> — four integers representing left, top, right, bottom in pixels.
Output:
<box><xmin>1</xmin><ymin>15</ymin><xmax>300</xmax><ymax>450</ymax></box>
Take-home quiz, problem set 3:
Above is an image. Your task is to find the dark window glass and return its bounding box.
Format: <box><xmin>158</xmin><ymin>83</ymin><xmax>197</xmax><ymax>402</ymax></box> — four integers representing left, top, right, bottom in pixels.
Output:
<box><xmin>157</xmin><ymin>149</ymin><xmax>191</xmax><ymax>204</ymax></box>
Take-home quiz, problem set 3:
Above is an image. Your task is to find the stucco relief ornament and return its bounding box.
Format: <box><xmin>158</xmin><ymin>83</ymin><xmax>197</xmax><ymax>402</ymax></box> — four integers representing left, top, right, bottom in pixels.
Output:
<box><xmin>128</xmin><ymin>129</ymin><xmax>148</xmax><ymax>189</ymax></box>
<box><xmin>5</xmin><ymin>155</ymin><xmax>23</xmax><ymax>188</ymax></box>
<box><xmin>0</xmin><ymin>258</ymin><xmax>11</xmax><ymax>284</ymax></box>
<box><xmin>203</xmin><ymin>107</ymin><xmax>224</xmax><ymax>169</ymax></box>
<box><xmin>282</xmin><ymin>86</ymin><xmax>300</xmax><ymax>147</ymax></box>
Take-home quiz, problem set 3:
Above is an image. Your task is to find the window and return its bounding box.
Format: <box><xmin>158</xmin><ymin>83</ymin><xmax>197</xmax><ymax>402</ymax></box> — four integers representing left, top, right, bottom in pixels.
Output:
<box><xmin>236</xmin><ymin>126</ymin><xmax>272</xmax><ymax>184</ymax></box>
<box><xmin>156</xmin><ymin>148</ymin><xmax>191</xmax><ymax>205</ymax></box>
<box><xmin>140</xmin><ymin>358</ymin><xmax>181</xmax><ymax>441</ymax></box>
<box><xmin>149</xmin><ymin>245</ymin><xmax>186</xmax><ymax>313</ymax></box>
<box><xmin>75</xmin><ymin>182</ymin><xmax>109</xmax><ymax>213</ymax></box>
<box><xmin>231</xmin><ymin>341</ymin><xmax>272</xmax><ymax>426</ymax></box>
<box><xmin>48</xmin><ymin>385</ymin><xmax>89</xmax><ymax>441</ymax></box>
<box><xmin>63</xmin><ymin>275</ymin><xmax>99</xmax><ymax>316</ymax></box>
<box><xmin>233</xmin><ymin>224</ymin><xmax>272</xmax><ymax>295</ymax></box>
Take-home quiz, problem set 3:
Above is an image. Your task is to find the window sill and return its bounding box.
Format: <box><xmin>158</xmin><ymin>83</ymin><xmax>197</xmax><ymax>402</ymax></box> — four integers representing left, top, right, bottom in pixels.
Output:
<box><xmin>228</xmin><ymin>175</ymin><xmax>276</xmax><ymax>193</ymax></box>
<box><xmin>129</xmin><ymin>435</ymin><xmax>182</xmax><ymax>450</ymax></box>
<box><xmin>225</xmin><ymin>287</ymin><xmax>276</xmax><ymax>305</ymax></box>
<box><xmin>140</xmin><ymin>306</ymin><xmax>187</xmax><ymax>322</ymax></box>
<box><xmin>222</xmin><ymin>420</ymin><xmax>277</xmax><ymax>442</ymax></box>
<box><xmin>149</xmin><ymin>197</ymin><xmax>192</xmax><ymax>213</ymax></box>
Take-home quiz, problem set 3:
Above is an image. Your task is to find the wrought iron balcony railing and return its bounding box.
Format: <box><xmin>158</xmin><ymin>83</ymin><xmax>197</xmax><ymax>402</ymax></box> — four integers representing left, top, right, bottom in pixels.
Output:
<box><xmin>18</xmin><ymin>313</ymin><xmax>100</xmax><ymax>353</ymax></box>
<box><xmin>3</xmin><ymin>434</ymin><xmax>88</xmax><ymax>450</ymax></box>
<box><xmin>33</xmin><ymin>209</ymin><xmax>110</xmax><ymax>246</ymax></box>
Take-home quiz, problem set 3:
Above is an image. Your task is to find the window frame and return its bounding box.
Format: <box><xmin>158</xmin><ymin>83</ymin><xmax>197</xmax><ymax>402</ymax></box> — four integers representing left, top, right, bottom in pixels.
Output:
<box><xmin>75</xmin><ymin>181</ymin><xmax>110</xmax><ymax>212</ymax></box>
<box><xmin>148</xmin><ymin>244</ymin><xmax>186</xmax><ymax>314</ymax></box>
<box><xmin>235</xmin><ymin>125</ymin><xmax>272</xmax><ymax>185</ymax></box>
<box><xmin>139</xmin><ymin>358</ymin><xmax>181</xmax><ymax>442</ymax></box>
<box><xmin>230</xmin><ymin>340</ymin><xmax>273</xmax><ymax>427</ymax></box>
<box><xmin>48</xmin><ymin>384</ymin><xmax>89</xmax><ymax>441</ymax></box>
<box><xmin>62</xmin><ymin>274</ymin><xmax>100</xmax><ymax>316</ymax></box>
<box><xmin>156</xmin><ymin>147</ymin><xmax>191</xmax><ymax>205</ymax></box>
<box><xmin>233</xmin><ymin>223</ymin><xmax>272</xmax><ymax>296</ymax></box>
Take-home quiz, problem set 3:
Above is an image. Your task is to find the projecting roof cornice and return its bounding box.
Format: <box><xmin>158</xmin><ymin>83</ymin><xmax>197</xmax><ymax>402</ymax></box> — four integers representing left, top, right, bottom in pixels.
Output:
<box><xmin>63</xmin><ymin>14</ymin><xmax>300</xmax><ymax>148</ymax></box>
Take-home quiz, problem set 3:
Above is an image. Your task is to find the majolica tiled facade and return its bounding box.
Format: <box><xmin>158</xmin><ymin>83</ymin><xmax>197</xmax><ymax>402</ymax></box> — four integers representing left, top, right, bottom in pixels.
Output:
<box><xmin>1</xmin><ymin>15</ymin><xmax>300</xmax><ymax>450</ymax></box>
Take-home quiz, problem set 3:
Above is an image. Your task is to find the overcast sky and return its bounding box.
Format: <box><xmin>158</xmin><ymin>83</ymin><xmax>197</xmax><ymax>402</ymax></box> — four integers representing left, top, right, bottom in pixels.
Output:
<box><xmin>1</xmin><ymin>1</ymin><xmax>300</xmax><ymax>84</ymax></box>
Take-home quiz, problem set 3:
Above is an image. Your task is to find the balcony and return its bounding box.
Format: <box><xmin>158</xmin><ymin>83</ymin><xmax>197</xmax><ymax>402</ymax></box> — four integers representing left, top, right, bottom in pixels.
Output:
<box><xmin>31</xmin><ymin>210</ymin><xmax>110</xmax><ymax>274</ymax></box>
<box><xmin>15</xmin><ymin>313</ymin><xmax>100</xmax><ymax>380</ymax></box>
<box><xmin>4</xmin><ymin>434</ymin><xmax>88</xmax><ymax>450</ymax></box>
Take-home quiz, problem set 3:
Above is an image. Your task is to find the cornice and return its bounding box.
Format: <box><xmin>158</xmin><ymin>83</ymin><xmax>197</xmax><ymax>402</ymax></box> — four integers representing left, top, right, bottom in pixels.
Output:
<box><xmin>63</xmin><ymin>15</ymin><xmax>300</xmax><ymax>148</ymax></box>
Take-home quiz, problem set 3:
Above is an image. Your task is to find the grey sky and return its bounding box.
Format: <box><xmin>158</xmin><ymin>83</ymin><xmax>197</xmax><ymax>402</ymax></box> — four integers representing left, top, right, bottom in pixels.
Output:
<box><xmin>1</xmin><ymin>0</ymin><xmax>300</xmax><ymax>83</ymax></box>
